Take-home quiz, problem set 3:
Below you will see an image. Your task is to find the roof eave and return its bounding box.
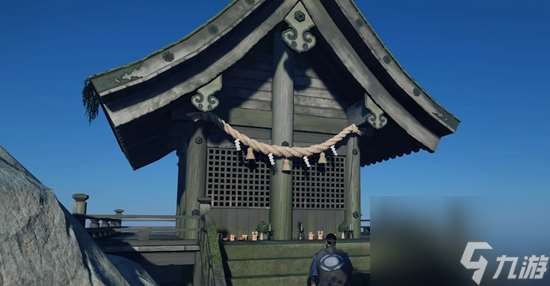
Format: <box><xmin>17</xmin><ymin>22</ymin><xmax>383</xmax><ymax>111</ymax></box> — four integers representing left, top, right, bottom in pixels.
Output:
<box><xmin>332</xmin><ymin>0</ymin><xmax>460</xmax><ymax>133</ymax></box>
<box><xmin>87</xmin><ymin>0</ymin><xmax>267</xmax><ymax>97</ymax></box>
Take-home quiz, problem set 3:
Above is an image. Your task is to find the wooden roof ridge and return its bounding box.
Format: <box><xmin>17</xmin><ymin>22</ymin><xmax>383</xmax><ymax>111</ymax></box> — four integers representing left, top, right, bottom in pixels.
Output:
<box><xmin>331</xmin><ymin>0</ymin><xmax>459</xmax><ymax>134</ymax></box>
<box><xmin>87</xmin><ymin>0</ymin><xmax>266</xmax><ymax>97</ymax></box>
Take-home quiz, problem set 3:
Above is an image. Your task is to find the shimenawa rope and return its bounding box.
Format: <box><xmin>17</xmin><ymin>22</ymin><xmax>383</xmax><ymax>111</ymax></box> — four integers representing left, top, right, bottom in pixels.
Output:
<box><xmin>220</xmin><ymin>120</ymin><xmax>361</xmax><ymax>158</ymax></box>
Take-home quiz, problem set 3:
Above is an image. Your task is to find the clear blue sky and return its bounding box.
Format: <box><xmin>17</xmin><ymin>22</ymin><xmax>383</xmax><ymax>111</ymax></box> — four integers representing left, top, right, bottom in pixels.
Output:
<box><xmin>1</xmin><ymin>1</ymin><xmax>549</xmax><ymax>217</ymax></box>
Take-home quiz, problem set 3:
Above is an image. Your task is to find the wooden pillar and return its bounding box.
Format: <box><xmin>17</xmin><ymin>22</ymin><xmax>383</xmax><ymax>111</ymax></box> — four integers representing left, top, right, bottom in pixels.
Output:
<box><xmin>270</xmin><ymin>27</ymin><xmax>294</xmax><ymax>240</ymax></box>
<box><xmin>345</xmin><ymin>135</ymin><xmax>361</xmax><ymax>238</ymax></box>
<box><xmin>176</xmin><ymin>123</ymin><xmax>207</xmax><ymax>239</ymax></box>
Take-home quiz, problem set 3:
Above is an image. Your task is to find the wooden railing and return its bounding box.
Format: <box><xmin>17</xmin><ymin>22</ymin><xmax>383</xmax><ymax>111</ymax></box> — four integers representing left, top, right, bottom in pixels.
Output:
<box><xmin>70</xmin><ymin>193</ymin><xmax>200</xmax><ymax>240</ymax></box>
<box><xmin>360</xmin><ymin>219</ymin><xmax>371</xmax><ymax>235</ymax></box>
<box><xmin>73</xmin><ymin>214</ymin><xmax>122</xmax><ymax>238</ymax></box>
<box><xmin>87</xmin><ymin>214</ymin><xmax>177</xmax><ymax>221</ymax></box>
<box><xmin>72</xmin><ymin>194</ymin><xmax>225</xmax><ymax>285</ymax></box>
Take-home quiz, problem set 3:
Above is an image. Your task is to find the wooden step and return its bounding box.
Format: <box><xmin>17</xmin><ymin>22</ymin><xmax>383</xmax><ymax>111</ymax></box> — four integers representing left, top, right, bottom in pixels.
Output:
<box><xmin>223</xmin><ymin>240</ymin><xmax>370</xmax><ymax>285</ymax></box>
<box><xmin>231</xmin><ymin>271</ymin><xmax>370</xmax><ymax>286</ymax></box>
<box><xmin>228</xmin><ymin>257</ymin><xmax>311</xmax><ymax>277</ymax></box>
<box><xmin>231</xmin><ymin>274</ymin><xmax>309</xmax><ymax>286</ymax></box>
<box><xmin>228</xmin><ymin>256</ymin><xmax>370</xmax><ymax>278</ymax></box>
<box><xmin>223</xmin><ymin>240</ymin><xmax>370</xmax><ymax>260</ymax></box>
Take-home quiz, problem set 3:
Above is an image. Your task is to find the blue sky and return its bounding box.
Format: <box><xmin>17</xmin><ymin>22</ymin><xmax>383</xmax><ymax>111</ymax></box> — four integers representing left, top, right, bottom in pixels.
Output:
<box><xmin>1</xmin><ymin>1</ymin><xmax>549</xmax><ymax>217</ymax></box>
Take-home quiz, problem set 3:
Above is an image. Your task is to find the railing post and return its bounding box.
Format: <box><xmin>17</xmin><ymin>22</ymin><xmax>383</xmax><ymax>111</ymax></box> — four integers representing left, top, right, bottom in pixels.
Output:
<box><xmin>72</xmin><ymin>193</ymin><xmax>89</xmax><ymax>226</ymax></box>
<box><xmin>198</xmin><ymin>197</ymin><xmax>212</xmax><ymax>216</ymax></box>
<box><xmin>114</xmin><ymin>209</ymin><xmax>124</xmax><ymax>227</ymax></box>
<box><xmin>88</xmin><ymin>218</ymin><xmax>98</xmax><ymax>238</ymax></box>
<box><xmin>72</xmin><ymin>193</ymin><xmax>89</xmax><ymax>215</ymax></box>
<box><xmin>90</xmin><ymin>218</ymin><xmax>99</xmax><ymax>238</ymax></box>
<box><xmin>90</xmin><ymin>219</ymin><xmax>99</xmax><ymax>228</ymax></box>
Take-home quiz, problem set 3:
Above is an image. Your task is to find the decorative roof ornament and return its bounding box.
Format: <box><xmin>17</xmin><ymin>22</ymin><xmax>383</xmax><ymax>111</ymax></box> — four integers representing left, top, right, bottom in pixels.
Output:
<box><xmin>115</xmin><ymin>65</ymin><xmax>147</xmax><ymax>84</ymax></box>
<box><xmin>282</xmin><ymin>2</ymin><xmax>316</xmax><ymax>53</ymax></box>
<box><xmin>365</xmin><ymin>95</ymin><xmax>388</xmax><ymax>129</ymax></box>
<box><xmin>191</xmin><ymin>75</ymin><xmax>222</xmax><ymax>112</ymax></box>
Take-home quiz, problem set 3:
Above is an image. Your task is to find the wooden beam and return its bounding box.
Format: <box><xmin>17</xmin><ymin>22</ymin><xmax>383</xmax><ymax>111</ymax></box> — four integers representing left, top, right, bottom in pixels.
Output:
<box><xmin>269</xmin><ymin>26</ymin><xmax>294</xmax><ymax>241</ymax></box>
<box><xmin>220</xmin><ymin>108</ymin><xmax>349</xmax><ymax>134</ymax></box>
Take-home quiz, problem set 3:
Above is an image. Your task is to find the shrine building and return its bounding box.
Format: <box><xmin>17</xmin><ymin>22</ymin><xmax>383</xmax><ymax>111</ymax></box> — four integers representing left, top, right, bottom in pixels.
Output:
<box><xmin>83</xmin><ymin>0</ymin><xmax>459</xmax><ymax>242</ymax></box>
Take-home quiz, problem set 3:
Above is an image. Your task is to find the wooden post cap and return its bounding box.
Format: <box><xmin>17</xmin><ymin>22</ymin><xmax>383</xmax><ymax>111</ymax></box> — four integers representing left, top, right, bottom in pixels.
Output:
<box><xmin>72</xmin><ymin>193</ymin><xmax>89</xmax><ymax>202</ymax></box>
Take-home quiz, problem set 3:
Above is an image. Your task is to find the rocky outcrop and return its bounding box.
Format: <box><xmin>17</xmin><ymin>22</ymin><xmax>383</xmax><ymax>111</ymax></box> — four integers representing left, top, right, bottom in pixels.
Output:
<box><xmin>108</xmin><ymin>255</ymin><xmax>157</xmax><ymax>286</ymax></box>
<box><xmin>0</xmin><ymin>146</ymin><xmax>141</xmax><ymax>286</ymax></box>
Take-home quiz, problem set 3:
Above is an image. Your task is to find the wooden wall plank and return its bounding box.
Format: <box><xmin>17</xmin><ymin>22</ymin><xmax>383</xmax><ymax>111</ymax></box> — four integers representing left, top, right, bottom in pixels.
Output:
<box><xmin>222</xmin><ymin>97</ymin><xmax>347</xmax><ymax>119</ymax></box>
<box><xmin>225</xmin><ymin>73</ymin><xmax>333</xmax><ymax>92</ymax></box>
<box><xmin>208</xmin><ymin>208</ymin><xmax>270</xmax><ymax>235</ymax></box>
<box><xmin>223</xmin><ymin>86</ymin><xmax>344</xmax><ymax>103</ymax></box>
<box><xmin>209</xmin><ymin>208</ymin><xmax>344</xmax><ymax>239</ymax></box>
<box><xmin>221</xmin><ymin>34</ymin><xmax>353</xmax><ymax>123</ymax></box>
<box><xmin>223</xmin><ymin>108</ymin><xmax>349</xmax><ymax>134</ymax></box>
<box><xmin>295</xmin><ymin>105</ymin><xmax>347</xmax><ymax>119</ymax></box>
<box><xmin>293</xmin><ymin>209</ymin><xmax>344</xmax><ymax>239</ymax></box>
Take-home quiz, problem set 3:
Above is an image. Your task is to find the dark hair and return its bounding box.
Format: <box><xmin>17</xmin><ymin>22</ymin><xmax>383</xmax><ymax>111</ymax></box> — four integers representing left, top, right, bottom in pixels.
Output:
<box><xmin>325</xmin><ymin>233</ymin><xmax>337</xmax><ymax>245</ymax></box>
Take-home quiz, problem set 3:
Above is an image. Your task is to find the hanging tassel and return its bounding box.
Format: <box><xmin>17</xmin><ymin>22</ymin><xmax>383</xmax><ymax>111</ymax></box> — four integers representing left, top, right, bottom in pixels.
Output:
<box><xmin>318</xmin><ymin>152</ymin><xmax>327</xmax><ymax>164</ymax></box>
<box><xmin>234</xmin><ymin>139</ymin><xmax>241</xmax><ymax>151</ymax></box>
<box><xmin>330</xmin><ymin>145</ymin><xmax>338</xmax><ymax>156</ymax></box>
<box><xmin>303</xmin><ymin>156</ymin><xmax>311</xmax><ymax>168</ymax></box>
<box><xmin>246</xmin><ymin>147</ymin><xmax>255</xmax><ymax>160</ymax></box>
<box><xmin>268</xmin><ymin>153</ymin><xmax>275</xmax><ymax>166</ymax></box>
<box><xmin>282</xmin><ymin>158</ymin><xmax>292</xmax><ymax>172</ymax></box>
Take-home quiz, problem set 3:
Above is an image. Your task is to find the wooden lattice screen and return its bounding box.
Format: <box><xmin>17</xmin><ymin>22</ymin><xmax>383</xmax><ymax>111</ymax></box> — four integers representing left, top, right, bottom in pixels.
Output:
<box><xmin>291</xmin><ymin>157</ymin><xmax>345</xmax><ymax>209</ymax></box>
<box><xmin>206</xmin><ymin>147</ymin><xmax>345</xmax><ymax>209</ymax></box>
<box><xmin>207</xmin><ymin>148</ymin><xmax>271</xmax><ymax>208</ymax></box>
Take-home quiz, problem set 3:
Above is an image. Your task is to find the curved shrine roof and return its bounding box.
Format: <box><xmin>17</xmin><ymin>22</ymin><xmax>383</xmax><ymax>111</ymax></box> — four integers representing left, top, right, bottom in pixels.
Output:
<box><xmin>83</xmin><ymin>0</ymin><xmax>459</xmax><ymax>169</ymax></box>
